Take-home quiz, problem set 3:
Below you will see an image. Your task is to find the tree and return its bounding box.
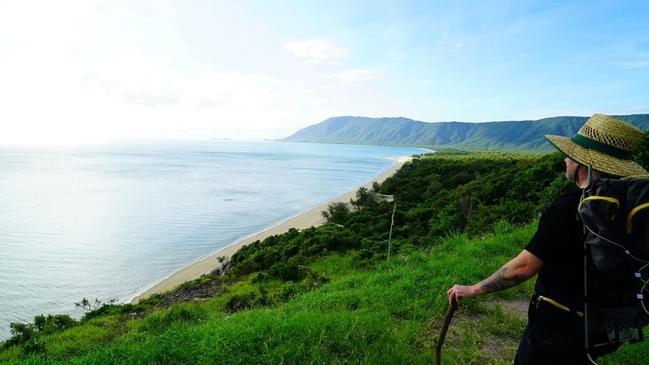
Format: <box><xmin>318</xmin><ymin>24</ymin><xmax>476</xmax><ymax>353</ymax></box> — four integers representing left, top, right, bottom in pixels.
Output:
<box><xmin>322</xmin><ymin>202</ymin><xmax>350</xmax><ymax>224</ymax></box>
<box><xmin>351</xmin><ymin>187</ymin><xmax>378</xmax><ymax>210</ymax></box>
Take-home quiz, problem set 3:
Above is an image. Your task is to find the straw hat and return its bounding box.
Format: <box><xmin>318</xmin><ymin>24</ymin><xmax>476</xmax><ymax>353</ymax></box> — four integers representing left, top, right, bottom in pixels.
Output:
<box><xmin>545</xmin><ymin>113</ymin><xmax>648</xmax><ymax>177</ymax></box>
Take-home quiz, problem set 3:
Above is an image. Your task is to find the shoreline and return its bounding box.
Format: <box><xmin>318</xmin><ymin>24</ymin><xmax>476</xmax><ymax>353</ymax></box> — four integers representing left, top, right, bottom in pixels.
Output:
<box><xmin>130</xmin><ymin>156</ymin><xmax>411</xmax><ymax>303</ymax></box>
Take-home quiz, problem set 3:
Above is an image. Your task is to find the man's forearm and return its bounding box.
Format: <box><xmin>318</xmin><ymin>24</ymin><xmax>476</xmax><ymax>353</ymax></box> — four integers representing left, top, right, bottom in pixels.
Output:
<box><xmin>447</xmin><ymin>250</ymin><xmax>542</xmax><ymax>304</ymax></box>
<box><xmin>476</xmin><ymin>265</ymin><xmax>528</xmax><ymax>295</ymax></box>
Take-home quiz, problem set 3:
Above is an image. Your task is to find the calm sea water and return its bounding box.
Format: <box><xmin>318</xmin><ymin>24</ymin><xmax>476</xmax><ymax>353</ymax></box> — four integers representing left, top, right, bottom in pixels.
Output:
<box><xmin>0</xmin><ymin>140</ymin><xmax>426</xmax><ymax>339</ymax></box>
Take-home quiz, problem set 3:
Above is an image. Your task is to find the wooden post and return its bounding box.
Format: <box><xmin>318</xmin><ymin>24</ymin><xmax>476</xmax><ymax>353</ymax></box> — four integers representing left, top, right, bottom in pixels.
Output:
<box><xmin>387</xmin><ymin>202</ymin><xmax>396</xmax><ymax>260</ymax></box>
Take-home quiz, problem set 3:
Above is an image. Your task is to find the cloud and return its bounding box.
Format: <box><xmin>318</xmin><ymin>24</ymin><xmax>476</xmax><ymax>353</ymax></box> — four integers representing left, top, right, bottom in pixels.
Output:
<box><xmin>284</xmin><ymin>39</ymin><xmax>349</xmax><ymax>64</ymax></box>
<box><xmin>81</xmin><ymin>54</ymin><xmax>320</xmax><ymax>122</ymax></box>
<box><xmin>440</xmin><ymin>32</ymin><xmax>464</xmax><ymax>49</ymax></box>
<box><xmin>325</xmin><ymin>69</ymin><xmax>385</xmax><ymax>84</ymax></box>
<box><xmin>612</xmin><ymin>61</ymin><xmax>649</xmax><ymax>69</ymax></box>
<box><xmin>80</xmin><ymin>49</ymin><xmax>186</xmax><ymax>107</ymax></box>
<box><xmin>0</xmin><ymin>42</ymin><xmax>324</xmax><ymax>145</ymax></box>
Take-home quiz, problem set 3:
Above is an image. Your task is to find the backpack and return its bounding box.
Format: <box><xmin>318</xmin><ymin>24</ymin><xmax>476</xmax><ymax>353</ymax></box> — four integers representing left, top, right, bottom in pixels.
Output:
<box><xmin>578</xmin><ymin>177</ymin><xmax>649</xmax><ymax>356</ymax></box>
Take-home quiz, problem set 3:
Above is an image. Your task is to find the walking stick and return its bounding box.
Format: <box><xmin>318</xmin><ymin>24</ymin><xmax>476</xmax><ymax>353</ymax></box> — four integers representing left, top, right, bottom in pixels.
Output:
<box><xmin>435</xmin><ymin>301</ymin><xmax>458</xmax><ymax>365</ymax></box>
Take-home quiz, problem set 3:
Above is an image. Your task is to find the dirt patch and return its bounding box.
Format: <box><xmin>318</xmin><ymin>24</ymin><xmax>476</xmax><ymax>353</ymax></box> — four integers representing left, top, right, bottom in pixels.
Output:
<box><xmin>487</xmin><ymin>298</ymin><xmax>529</xmax><ymax>320</ymax></box>
<box><xmin>480</xmin><ymin>333</ymin><xmax>518</xmax><ymax>361</ymax></box>
<box><xmin>156</xmin><ymin>280</ymin><xmax>224</xmax><ymax>307</ymax></box>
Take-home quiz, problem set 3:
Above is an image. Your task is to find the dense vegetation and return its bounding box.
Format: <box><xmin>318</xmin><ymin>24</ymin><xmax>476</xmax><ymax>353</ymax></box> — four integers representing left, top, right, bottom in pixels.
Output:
<box><xmin>1</xmin><ymin>150</ymin><xmax>648</xmax><ymax>364</ymax></box>
<box><xmin>283</xmin><ymin>114</ymin><xmax>649</xmax><ymax>150</ymax></box>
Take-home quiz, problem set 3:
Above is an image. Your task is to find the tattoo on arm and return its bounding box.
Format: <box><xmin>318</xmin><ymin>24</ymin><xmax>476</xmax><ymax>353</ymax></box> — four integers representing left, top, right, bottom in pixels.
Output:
<box><xmin>479</xmin><ymin>267</ymin><xmax>527</xmax><ymax>294</ymax></box>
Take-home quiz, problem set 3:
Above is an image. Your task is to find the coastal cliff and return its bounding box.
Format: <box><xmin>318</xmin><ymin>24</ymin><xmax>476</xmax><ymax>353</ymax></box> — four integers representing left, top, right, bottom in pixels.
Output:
<box><xmin>2</xmin><ymin>151</ymin><xmax>648</xmax><ymax>364</ymax></box>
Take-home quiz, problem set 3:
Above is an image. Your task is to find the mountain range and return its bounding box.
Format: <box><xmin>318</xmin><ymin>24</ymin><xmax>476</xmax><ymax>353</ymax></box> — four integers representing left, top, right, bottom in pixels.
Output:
<box><xmin>282</xmin><ymin>114</ymin><xmax>649</xmax><ymax>151</ymax></box>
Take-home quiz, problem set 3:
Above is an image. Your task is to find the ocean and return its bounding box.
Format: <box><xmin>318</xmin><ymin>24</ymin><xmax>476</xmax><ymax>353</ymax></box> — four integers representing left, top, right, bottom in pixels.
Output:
<box><xmin>0</xmin><ymin>140</ymin><xmax>427</xmax><ymax>339</ymax></box>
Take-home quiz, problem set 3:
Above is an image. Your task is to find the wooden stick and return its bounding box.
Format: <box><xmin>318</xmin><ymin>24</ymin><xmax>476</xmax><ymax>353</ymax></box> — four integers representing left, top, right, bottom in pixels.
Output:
<box><xmin>435</xmin><ymin>301</ymin><xmax>458</xmax><ymax>365</ymax></box>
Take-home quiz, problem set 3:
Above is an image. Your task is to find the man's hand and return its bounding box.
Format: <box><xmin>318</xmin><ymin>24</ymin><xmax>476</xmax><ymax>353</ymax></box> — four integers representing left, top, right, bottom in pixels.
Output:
<box><xmin>447</xmin><ymin>284</ymin><xmax>479</xmax><ymax>305</ymax></box>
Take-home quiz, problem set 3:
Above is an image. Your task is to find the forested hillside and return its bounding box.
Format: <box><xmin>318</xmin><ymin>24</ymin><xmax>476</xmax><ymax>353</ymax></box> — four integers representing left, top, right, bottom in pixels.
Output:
<box><xmin>283</xmin><ymin>114</ymin><xmax>649</xmax><ymax>150</ymax></box>
<box><xmin>2</xmin><ymin>149</ymin><xmax>648</xmax><ymax>364</ymax></box>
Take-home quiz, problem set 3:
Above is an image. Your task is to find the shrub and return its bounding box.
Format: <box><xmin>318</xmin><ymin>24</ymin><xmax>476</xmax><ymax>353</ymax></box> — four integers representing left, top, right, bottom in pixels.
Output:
<box><xmin>2</xmin><ymin>314</ymin><xmax>79</xmax><ymax>353</ymax></box>
<box><xmin>3</xmin><ymin>323</ymin><xmax>44</xmax><ymax>355</ymax></box>
<box><xmin>33</xmin><ymin>314</ymin><xmax>77</xmax><ymax>335</ymax></box>
<box><xmin>224</xmin><ymin>292</ymin><xmax>261</xmax><ymax>313</ymax></box>
<box><xmin>267</xmin><ymin>262</ymin><xmax>307</xmax><ymax>282</ymax></box>
<box><xmin>322</xmin><ymin>202</ymin><xmax>350</xmax><ymax>224</ymax></box>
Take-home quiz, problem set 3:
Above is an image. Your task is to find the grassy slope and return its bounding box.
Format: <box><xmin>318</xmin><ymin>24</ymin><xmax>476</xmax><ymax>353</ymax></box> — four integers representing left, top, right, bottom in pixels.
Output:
<box><xmin>1</xmin><ymin>222</ymin><xmax>646</xmax><ymax>364</ymax></box>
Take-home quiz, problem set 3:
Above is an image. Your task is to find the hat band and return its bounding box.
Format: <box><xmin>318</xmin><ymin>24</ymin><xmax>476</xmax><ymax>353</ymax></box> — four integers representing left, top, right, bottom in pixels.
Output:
<box><xmin>570</xmin><ymin>134</ymin><xmax>632</xmax><ymax>159</ymax></box>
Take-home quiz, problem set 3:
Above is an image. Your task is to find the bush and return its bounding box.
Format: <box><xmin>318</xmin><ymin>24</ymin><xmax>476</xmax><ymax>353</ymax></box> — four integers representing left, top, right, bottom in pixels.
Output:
<box><xmin>224</xmin><ymin>292</ymin><xmax>262</xmax><ymax>313</ymax></box>
<box><xmin>229</xmin><ymin>225</ymin><xmax>358</xmax><ymax>278</ymax></box>
<box><xmin>33</xmin><ymin>314</ymin><xmax>77</xmax><ymax>335</ymax></box>
<box><xmin>267</xmin><ymin>262</ymin><xmax>307</xmax><ymax>282</ymax></box>
<box><xmin>2</xmin><ymin>323</ymin><xmax>44</xmax><ymax>355</ymax></box>
<box><xmin>322</xmin><ymin>202</ymin><xmax>351</xmax><ymax>224</ymax></box>
<box><xmin>2</xmin><ymin>314</ymin><xmax>78</xmax><ymax>353</ymax></box>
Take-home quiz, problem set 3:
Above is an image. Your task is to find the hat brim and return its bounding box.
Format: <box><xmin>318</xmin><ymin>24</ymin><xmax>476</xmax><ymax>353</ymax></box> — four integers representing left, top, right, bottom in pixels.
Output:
<box><xmin>545</xmin><ymin>135</ymin><xmax>648</xmax><ymax>177</ymax></box>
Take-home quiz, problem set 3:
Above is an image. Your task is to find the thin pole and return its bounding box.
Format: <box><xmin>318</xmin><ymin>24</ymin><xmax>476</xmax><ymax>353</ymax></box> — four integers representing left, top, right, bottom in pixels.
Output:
<box><xmin>387</xmin><ymin>202</ymin><xmax>396</xmax><ymax>260</ymax></box>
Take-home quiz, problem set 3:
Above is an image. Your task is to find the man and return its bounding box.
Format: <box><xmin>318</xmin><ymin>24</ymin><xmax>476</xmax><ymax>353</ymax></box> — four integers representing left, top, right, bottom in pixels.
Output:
<box><xmin>447</xmin><ymin>114</ymin><xmax>648</xmax><ymax>364</ymax></box>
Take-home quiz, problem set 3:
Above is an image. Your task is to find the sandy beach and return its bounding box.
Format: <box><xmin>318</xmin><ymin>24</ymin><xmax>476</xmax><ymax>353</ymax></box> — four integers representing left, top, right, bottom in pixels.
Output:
<box><xmin>130</xmin><ymin>156</ymin><xmax>411</xmax><ymax>303</ymax></box>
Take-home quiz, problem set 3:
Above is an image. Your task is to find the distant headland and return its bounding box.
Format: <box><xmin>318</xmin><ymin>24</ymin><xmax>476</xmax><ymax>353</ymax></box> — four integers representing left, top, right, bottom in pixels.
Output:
<box><xmin>282</xmin><ymin>114</ymin><xmax>649</xmax><ymax>151</ymax></box>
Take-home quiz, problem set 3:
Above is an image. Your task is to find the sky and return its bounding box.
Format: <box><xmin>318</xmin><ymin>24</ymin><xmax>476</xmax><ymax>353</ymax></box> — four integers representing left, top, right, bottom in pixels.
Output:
<box><xmin>1</xmin><ymin>0</ymin><xmax>648</xmax><ymax>145</ymax></box>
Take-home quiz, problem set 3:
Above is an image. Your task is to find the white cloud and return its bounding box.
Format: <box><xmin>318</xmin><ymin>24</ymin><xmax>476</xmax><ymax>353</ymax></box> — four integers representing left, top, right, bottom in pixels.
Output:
<box><xmin>81</xmin><ymin>49</ymin><xmax>186</xmax><ymax>107</ymax></box>
<box><xmin>284</xmin><ymin>39</ymin><xmax>349</xmax><ymax>64</ymax></box>
<box><xmin>612</xmin><ymin>61</ymin><xmax>649</xmax><ymax>69</ymax></box>
<box><xmin>440</xmin><ymin>33</ymin><xmax>465</xmax><ymax>49</ymax></box>
<box><xmin>326</xmin><ymin>69</ymin><xmax>385</xmax><ymax>84</ymax></box>
<box><xmin>0</xmin><ymin>43</ymin><xmax>327</xmax><ymax>145</ymax></box>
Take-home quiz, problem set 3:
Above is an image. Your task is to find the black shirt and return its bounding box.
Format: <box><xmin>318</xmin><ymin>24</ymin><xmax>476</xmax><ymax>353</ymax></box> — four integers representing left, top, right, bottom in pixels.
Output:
<box><xmin>525</xmin><ymin>188</ymin><xmax>584</xmax><ymax>310</ymax></box>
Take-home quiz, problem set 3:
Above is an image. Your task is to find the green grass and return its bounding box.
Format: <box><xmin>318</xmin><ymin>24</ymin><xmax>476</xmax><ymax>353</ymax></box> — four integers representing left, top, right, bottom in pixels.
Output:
<box><xmin>4</xmin><ymin>221</ymin><xmax>644</xmax><ymax>364</ymax></box>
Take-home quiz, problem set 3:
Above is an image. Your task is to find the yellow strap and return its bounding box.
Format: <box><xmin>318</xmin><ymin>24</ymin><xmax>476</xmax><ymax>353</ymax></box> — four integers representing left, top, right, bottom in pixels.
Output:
<box><xmin>538</xmin><ymin>295</ymin><xmax>584</xmax><ymax>317</ymax></box>
<box><xmin>627</xmin><ymin>202</ymin><xmax>649</xmax><ymax>234</ymax></box>
<box><xmin>578</xmin><ymin>196</ymin><xmax>620</xmax><ymax>212</ymax></box>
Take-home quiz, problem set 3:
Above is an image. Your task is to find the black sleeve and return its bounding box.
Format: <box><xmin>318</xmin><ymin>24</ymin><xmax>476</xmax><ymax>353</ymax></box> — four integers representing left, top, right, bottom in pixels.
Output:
<box><xmin>525</xmin><ymin>203</ymin><xmax>574</xmax><ymax>263</ymax></box>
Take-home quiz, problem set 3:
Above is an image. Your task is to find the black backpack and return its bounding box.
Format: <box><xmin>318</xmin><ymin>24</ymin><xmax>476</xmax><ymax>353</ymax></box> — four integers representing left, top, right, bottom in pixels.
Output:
<box><xmin>579</xmin><ymin>177</ymin><xmax>649</xmax><ymax>358</ymax></box>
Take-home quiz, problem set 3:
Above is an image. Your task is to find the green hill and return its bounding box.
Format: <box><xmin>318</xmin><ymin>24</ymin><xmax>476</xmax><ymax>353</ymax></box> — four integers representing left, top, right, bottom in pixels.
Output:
<box><xmin>282</xmin><ymin>115</ymin><xmax>649</xmax><ymax>150</ymax></box>
<box><xmin>1</xmin><ymin>152</ymin><xmax>648</xmax><ymax>364</ymax></box>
